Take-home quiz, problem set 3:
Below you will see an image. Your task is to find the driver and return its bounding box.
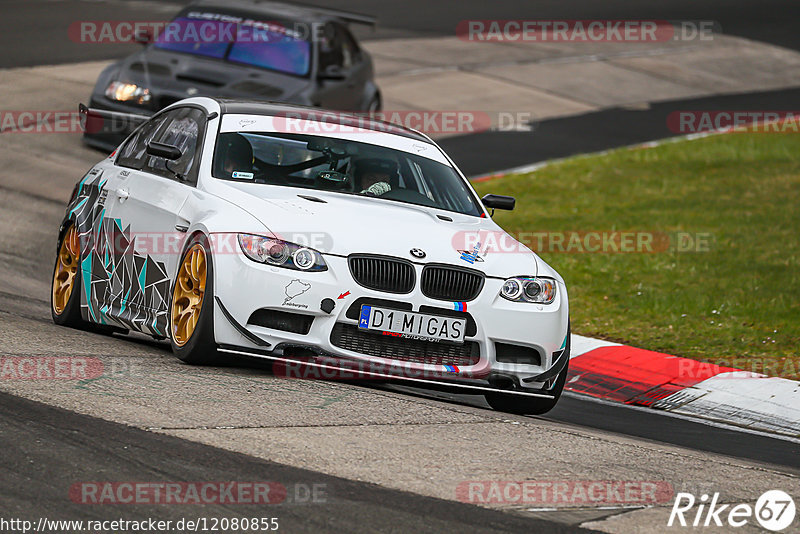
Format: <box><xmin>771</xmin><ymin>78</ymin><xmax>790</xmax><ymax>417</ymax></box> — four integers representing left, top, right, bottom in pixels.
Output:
<box><xmin>218</xmin><ymin>133</ymin><xmax>253</xmax><ymax>176</ymax></box>
<box><xmin>353</xmin><ymin>159</ymin><xmax>395</xmax><ymax>196</ymax></box>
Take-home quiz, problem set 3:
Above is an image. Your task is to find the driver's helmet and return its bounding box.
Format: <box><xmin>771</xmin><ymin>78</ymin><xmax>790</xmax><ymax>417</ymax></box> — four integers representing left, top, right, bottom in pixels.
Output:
<box><xmin>352</xmin><ymin>158</ymin><xmax>399</xmax><ymax>190</ymax></box>
<box><xmin>217</xmin><ymin>133</ymin><xmax>253</xmax><ymax>177</ymax></box>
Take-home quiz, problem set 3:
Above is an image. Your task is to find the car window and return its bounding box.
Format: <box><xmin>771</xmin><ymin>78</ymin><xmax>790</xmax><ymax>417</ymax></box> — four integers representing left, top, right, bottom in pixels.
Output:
<box><xmin>153</xmin><ymin>16</ymin><xmax>310</xmax><ymax>77</ymax></box>
<box><xmin>337</xmin><ymin>25</ymin><xmax>360</xmax><ymax>68</ymax></box>
<box><xmin>144</xmin><ymin>107</ymin><xmax>206</xmax><ymax>183</ymax></box>
<box><xmin>153</xmin><ymin>17</ymin><xmax>231</xmax><ymax>59</ymax></box>
<box><xmin>227</xmin><ymin>26</ymin><xmax>311</xmax><ymax>76</ymax></box>
<box><xmin>212</xmin><ymin>131</ymin><xmax>482</xmax><ymax>216</ymax></box>
<box><xmin>116</xmin><ymin>114</ymin><xmax>170</xmax><ymax>170</ymax></box>
<box><xmin>318</xmin><ymin>23</ymin><xmax>345</xmax><ymax>71</ymax></box>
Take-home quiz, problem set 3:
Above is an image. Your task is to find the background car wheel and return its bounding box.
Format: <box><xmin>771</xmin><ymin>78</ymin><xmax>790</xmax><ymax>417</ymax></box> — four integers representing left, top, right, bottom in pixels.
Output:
<box><xmin>169</xmin><ymin>235</ymin><xmax>218</xmax><ymax>365</ymax></box>
<box><xmin>51</xmin><ymin>224</ymin><xmax>86</xmax><ymax>328</ymax></box>
<box><xmin>485</xmin><ymin>326</ymin><xmax>571</xmax><ymax>415</ymax></box>
<box><xmin>367</xmin><ymin>94</ymin><xmax>381</xmax><ymax>113</ymax></box>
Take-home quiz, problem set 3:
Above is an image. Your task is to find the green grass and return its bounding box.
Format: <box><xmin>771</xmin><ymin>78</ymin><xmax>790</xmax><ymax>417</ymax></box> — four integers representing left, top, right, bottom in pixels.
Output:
<box><xmin>474</xmin><ymin>132</ymin><xmax>800</xmax><ymax>378</ymax></box>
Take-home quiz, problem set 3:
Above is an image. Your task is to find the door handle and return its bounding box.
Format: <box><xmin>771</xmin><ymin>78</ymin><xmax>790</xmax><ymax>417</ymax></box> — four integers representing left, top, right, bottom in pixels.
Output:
<box><xmin>116</xmin><ymin>188</ymin><xmax>129</xmax><ymax>201</ymax></box>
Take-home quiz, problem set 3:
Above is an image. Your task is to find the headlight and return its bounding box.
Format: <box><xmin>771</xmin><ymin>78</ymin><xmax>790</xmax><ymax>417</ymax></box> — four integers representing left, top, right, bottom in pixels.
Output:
<box><xmin>105</xmin><ymin>81</ymin><xmax>151</xmax><ymax>104</ymax></box>
<box><xmin>238</xmin><ymin>234</ymin><xmax>327</xmax><ymax>272</ymax></box>
<box><xmin>500</xmin><ymin>277</ymin><xmax>556</xmax><ymax>304</ymax></box>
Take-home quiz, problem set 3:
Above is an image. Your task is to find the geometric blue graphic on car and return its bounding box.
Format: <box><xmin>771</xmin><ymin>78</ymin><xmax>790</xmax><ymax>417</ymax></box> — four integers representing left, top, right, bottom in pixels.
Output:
<box><xmin>65</xmin><ymin>168</ymin><xmax>170</xmax><ymax>336</ymax></box>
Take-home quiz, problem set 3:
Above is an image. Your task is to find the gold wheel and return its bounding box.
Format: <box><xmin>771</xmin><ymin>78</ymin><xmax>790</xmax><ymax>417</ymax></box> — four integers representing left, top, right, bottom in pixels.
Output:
<box><xmin>171</xmin><ymin>243</ymin><xmax>207</xmax><ymax>346</ymax></box>
<box><xmin>52</xmin><ymin>225</ymin><xmax>80</xmax><ymax>315</ymax></box>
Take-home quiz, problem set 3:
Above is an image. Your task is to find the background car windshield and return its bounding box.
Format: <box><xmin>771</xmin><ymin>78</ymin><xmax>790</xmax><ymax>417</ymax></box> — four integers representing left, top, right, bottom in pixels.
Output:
<box><xmin>154</xmin><ymin>17</ymin><xmax>310</xmax><ymax>76</ymax></box>
<box><xmin>212</xmin><ymin>132</ymin><xmax>482</xmax><ymax>216</ymax></box>
<box><xmin>153</xmin><ymin>17</ymin><xmax>231</xmax><ymax>59</ymax></box>
<box><xmin>228</xmin><ymin>34</ymin><xmax>310</xmax><ymax>76</ymax></box>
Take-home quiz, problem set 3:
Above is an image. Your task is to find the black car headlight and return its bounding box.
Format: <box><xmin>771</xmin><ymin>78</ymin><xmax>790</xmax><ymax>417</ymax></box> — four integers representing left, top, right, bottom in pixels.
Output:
<box><xmin>238</xmin><ymin>234</ymin><xmax>327</xmax><ymax>272</ymax></box>
<box><xmin>500</xmin><ymin>277</ymin><xmax>556</xmax><ymax>304</ymax></box>
<box><xmin>105</xmin><ymin>81</ymin><xmax>151</xmax><ymax>104</ymax></box>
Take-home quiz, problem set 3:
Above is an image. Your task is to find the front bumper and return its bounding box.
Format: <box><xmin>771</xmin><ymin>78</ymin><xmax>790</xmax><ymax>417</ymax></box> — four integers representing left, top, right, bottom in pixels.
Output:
<box><xmin>212</xmin><ymin>248</ymin><xmax>570</xmax><ymax>391</ymax></box>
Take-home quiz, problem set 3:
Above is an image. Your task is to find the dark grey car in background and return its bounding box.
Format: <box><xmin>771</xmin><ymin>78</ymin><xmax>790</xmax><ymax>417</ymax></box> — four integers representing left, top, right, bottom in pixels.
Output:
<box><xmin>84</xmin><ymin>0</ymin><xmax>381</xmax><ymax>151</ymax></box>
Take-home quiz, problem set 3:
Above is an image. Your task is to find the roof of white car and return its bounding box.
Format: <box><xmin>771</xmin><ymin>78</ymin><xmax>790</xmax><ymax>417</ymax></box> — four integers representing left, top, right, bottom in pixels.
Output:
<box><xmin>219</xmin><ymin>113</ymin><xmax>450</xmax><ymax>165</ymax></box>
<box><xmin>215</xmin><ymin>99</ymin><xmax>431</xmax><ymax>142</ymax></box>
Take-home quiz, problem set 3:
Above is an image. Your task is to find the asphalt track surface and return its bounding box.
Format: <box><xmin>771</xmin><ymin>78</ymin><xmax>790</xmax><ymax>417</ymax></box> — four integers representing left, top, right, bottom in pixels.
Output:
<box><xmin>0</xmin><ymin>391</ymin><xmax>584</xmax><ymax>533</ymax></box>
<box><xmin>385</xmin><ymin>386</ymin><xmax>800</xmax><ymax>470</ymax></box>
<box><xmin>2</xmin><ymin>0</ymin><xmax>800</xmax><ymax>530</ymax></box>
<box><xmin>443</xmin><ymin>86</ymin><xmax>800</xmax><ymax>177</ymax></box>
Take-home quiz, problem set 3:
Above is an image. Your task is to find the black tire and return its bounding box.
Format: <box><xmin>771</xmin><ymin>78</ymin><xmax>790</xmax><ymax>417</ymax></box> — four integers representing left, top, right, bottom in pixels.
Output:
<box><xmin>51</xmin><ymin>223</ymin><xmax>87</xmax><ymax>328</ymax></box>
<box><xmin>169</xmin><ymin>235</ymin><xmax>218</xmax><ymax>365</ymax></box>
<box><xmin>485</xmin><ymin>326</ymin><xmax>571</xmax><ymax>415</ymax></box>
<box><xmin>367</xmin><ymin>94</ymin><xmax>381</xmax><ymax>113</ymax></box>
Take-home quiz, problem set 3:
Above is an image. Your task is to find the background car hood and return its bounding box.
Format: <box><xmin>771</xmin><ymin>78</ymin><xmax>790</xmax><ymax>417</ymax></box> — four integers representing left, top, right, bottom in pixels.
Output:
<box><xmin>210</xmin><ymin>181</ymin><xmax>541</xmax><ymax>278</ymax></box>
<box><xmin>114</xmin><ymin>48</ymin><xmax>309</xmax><ymax>108</ymax></box>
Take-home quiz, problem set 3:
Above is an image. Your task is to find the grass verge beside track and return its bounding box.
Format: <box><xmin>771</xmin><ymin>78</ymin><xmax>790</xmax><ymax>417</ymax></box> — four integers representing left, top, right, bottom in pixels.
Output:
<box><xmin>474</xmin><ymin>132</ymin><xmax>799</xmax><ymax>377</ymax></box>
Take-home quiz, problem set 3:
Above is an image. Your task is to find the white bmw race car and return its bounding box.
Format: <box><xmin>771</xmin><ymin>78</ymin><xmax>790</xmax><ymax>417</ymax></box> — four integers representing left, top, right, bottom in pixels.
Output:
<box><xmin>52</xmin><ymin>98</ymin><xmax>570</xmax><ymax>414</ymax></box>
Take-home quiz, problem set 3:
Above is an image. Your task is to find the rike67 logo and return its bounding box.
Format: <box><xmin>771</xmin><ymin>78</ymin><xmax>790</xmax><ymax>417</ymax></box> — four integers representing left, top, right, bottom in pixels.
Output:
<box><xmin>669</xmin><ymin>490</ymin><xmax>796</xmax><ymax>531</ymax></box>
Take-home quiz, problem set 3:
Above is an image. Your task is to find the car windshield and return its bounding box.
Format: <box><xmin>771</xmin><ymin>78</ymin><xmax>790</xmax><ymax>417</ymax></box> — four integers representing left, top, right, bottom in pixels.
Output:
<box><xmin>212</xmin><ymin>132</ymin><xmax>483</xmax><ymax>216</ymax></box>
<box><xmin>154</xmin><ymin>17</ymin><xmax>311</xmax><ymax>76</ymax></box>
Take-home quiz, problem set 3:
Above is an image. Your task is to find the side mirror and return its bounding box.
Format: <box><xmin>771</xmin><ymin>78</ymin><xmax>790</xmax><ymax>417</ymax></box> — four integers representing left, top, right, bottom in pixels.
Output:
<box><xmin>481</xmin><ymin>194</ymin><xmax>516</xmax><ymax>211</ymax></box>
<box><xmin>318</xmin><ymin>64</ymin><xmax>346</xmax><ymax>81</ymax></box>
<box><xmin>134</xmin><ymin>27</ymin><xmax>154</xmax><ymax>45</ymax></box>
<box><xmin>146</xmin><ymin>141</ymin><xmax>182</xmax><ymax>160</ymax></box>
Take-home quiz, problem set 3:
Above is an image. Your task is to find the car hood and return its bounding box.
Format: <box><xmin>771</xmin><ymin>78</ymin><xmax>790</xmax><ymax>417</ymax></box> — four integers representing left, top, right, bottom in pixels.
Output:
<box><xmin>209</xmin><ymin>181</ymin><xmax>541</xmax><ymax>278</ymax></box>
<box><xmin>114</xmin><ymin>48</ymin><xmax>309</xmax><ymax>106</ymax></box>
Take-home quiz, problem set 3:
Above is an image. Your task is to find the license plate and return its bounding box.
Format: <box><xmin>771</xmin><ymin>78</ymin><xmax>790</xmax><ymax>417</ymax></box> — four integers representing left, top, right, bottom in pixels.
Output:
<box><xmin>358</xmin><ymin>305</ymin><xmax>466</xmax><ymax>344</ymax></box>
